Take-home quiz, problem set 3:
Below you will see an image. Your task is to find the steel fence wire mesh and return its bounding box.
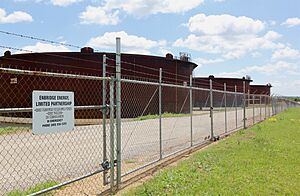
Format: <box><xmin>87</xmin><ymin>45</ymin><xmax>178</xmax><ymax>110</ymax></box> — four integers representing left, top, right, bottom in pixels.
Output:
<box><xmin>192</xmin><ymin>89</ymin><xmax>211</xmax><ymax>145</ymax></box>
<box><xmin>245</xmin><ymin>94</ymin><xmax>253</xmax><ymax>128</ymax></box>
<box><xmin>162</xmin><ymin>85</ymin><xmax>191</xmax><ymax>157</ymax></box>
<box><xmin>0</xmin><ymin>68</ymin><xmax>113</xmax><ymax>195</ymax></box>
<box><xmin>252</xmin><ymin>95</ymin><xmax>259</xmax><ymax>124</ymax></box>
<box><xmin>268</xmin><ymin>97</ymin><xmax>272</xmax><ymax>117</ymax></box>
<box><xmin>256</xmin><ymin>95</ymin><xmax>263</xmax><ymax>123</ymax></box>
<box><xmin>265</xmin><ymin>96</ymin><xmax>269</xmax><ymax>119</ymax></box>
<box><xmin>254</xmin><ymin>95</ymin><xmax>263</xmax><ymax>124</ymax></box>
<box><xmin>120</xmin><ymin>80</ymin><xmax>160</xmax><ymax>176</ymax></box>
<box><xmin>211</xmin><ymin>91</ymin><xmax>227</xmax><ymax>136</ymax></box>
<box><xmin>226</xmin><ymin>92</ymin><xmax>239</xmax><ymax>132</ymax></box>
<box><xmin>236</xmin><ymin>94</ymin><xmax>245</xmax><ymax>129</ymax></box>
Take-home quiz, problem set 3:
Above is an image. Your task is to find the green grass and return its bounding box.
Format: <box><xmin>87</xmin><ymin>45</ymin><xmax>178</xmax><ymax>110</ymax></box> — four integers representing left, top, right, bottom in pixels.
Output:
<box><xmin>135</xmin><ymin>112</ymin><xmax>190</xmax><ymax>121</ymax></box>
<box><xmin>7</xmin><ymin>181</ymin><xmax>58</xmax><ymax>196</ymax></box>
<box><xmin>0</xmin><ymin>127</ymin><xmax>28</xmax><ymax>135</ymax></box>
<box><xmin>286</xmin><ymin>96</ymin><xmax>300</xmax><ymax>102</ymax></box>
<box><xmin>125</xmin><ymin>159</ymin><xmax>137</xmax><ymax>164</ymax></box>
<box><xmin>126</xmin><ymin>108</ymin><xmax>300</xmax><ymax>195</ymax></box>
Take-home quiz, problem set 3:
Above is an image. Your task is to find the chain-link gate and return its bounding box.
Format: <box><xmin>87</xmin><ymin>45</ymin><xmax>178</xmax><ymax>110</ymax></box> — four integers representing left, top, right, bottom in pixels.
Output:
<box><xmin>0</xmin><ymin>67</ymin><xmax>119</xmax><ymax>195</ymax></box>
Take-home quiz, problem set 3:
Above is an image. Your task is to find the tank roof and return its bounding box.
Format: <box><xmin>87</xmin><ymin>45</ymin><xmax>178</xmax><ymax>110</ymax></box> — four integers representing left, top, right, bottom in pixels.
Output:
<box><xmin>193</xmin><ymin>75</ymin><xmax>253</xmax><ymax>82</ymax></box>
<box><xmin>0</xmin><ymin>50</ymin><xmax>198</xmax><ymax>69</ymax></box>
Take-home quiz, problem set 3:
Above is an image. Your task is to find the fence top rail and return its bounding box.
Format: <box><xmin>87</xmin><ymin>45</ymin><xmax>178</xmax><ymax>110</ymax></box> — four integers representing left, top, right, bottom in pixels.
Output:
<box><xmin>0</xmin><ymin>67</ymin><xmax>110</xmax><ymax>81</ymax></box>
<box><xmin>120</xmin><ymin>78</ymin><xmax>276</xmax><ymax>96</ymax></box>
<box><xmin>0</xmin><ymin>105</ymin><xmax>106</xmax><ymax>113</ymax></box>
<box><xmin>121</xmin><ymin>78</ymin><xmax>159</xmax><ymax>86</ymax></box>
<box><xmin>122</xmin><ymin>78</ymin><xmax>206</xmax><ymax>90</ymax></box>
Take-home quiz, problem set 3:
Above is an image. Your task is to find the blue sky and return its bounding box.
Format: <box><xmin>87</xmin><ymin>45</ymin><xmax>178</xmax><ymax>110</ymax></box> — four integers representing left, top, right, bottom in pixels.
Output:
<box><xmin>0</xmin><ymin>0</ymin><xmax>300</xmax><ymax>95</ymax></box>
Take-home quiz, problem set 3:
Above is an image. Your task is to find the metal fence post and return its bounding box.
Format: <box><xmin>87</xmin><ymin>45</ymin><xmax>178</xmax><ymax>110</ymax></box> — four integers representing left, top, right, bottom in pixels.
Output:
<box><xmin>272</xmin><ymin>97</ymin><xmax>275</xmax><ymax>115</ymax></box>
<box><xmin>159</xmin><ymin>68</ymin><xmax>162</xmax><ymax>159</ymax></box>
<box><xmin>115</xmin><ymin>37</ymin><xmax>121</xmax><ymax>188</ymax></box>
<box><xmin>259</xmin><ymin>95</ymin><xmax>262</xmax><ymax>121</ymax></box>
<box><xmin>253</xmin><ymin>94</ymin><xmax>255</xmax><ymax>125</ymax></box>
<box><xmin>271</xmin><ymin>97</ymin><xmax>273</xmax><ymax>115</ymax></box>
<box><xmin>248</xmin><ymin>90</ymin><xmax>250</xmax><ymax>107</ymax></box>
<box><xmin>264</xmin><ymin>96</ymin><xmax>267</xmax><ymax>119</ymax></box>
<box><xmin>224</xmin><ymin>83</ymin><xmax>227</xmax><ymax>133</ymax></box>
<box><xmin>235</xmin><ymin>85</ymin><xmax>238</xmax><ymax>129</ymax></box>
<box><xmin>210</xmin><ymin>79</ymin><xmax>214</xmax><ymax>140</ymax></box>
<box><xmin>270</xmin><ymin>97</ymin><xmax>272</xmax><ymax>117</ymax></box>
<box><xmin>190</xmin><ymin>75</ymin><xmax>193</xmax><ymax>146</ymax></box>
<box><xmin>275</xmin><ymin>98</ymin><xmax>277</xmax><ymax>114</ymax></box>
<box><xmin>109</xmin><ymin>77</ymin><xmax>115</xmax><ymax>191</ymax></box>
<box><xmin>102</xmin><ymin>54</ymin><xmax>108</xmax><ymax>185</ymax></box>
<box><xmin>243</xmin><ymin>81</ymin><xmax>246</xmax><ymax>129</ymax></box>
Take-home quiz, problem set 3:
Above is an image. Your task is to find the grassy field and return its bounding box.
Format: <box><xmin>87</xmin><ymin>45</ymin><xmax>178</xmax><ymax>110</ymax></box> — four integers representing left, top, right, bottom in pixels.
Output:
<box><xmin>135</xmin><ymin>112</ymin><xmax>190</xmax><ymax>121</ymax></box>
<box><xmin>125</xmin><ymin>108</ymin><xmax>300</xmax><ymax>195</ymax></box>
<box><xmin>7</xmin><ymin>181</ymin><xmax>58</xmax><ymax>196</ymax></box>
<box><xmin>0</xmin><ymin>127</ymin><xmax>30</xmax><ymax>135</ymax></box>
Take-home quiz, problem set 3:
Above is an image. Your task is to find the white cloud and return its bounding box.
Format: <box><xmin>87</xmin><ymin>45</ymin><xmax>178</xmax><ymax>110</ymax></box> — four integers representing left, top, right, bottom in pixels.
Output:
<box><xmin>272</xmin><ymin>47</ymin><xmax>300</xmax><ymax>60</ymax></box>
<box><xmin>86</xmin><ymin>31</ymin><xmax>166</xmax><ymax>54</ymax></box>
<box><xmin>217</xmin><ymin>61</ymin><xmax>298</xmax><ymax>78</ymax></box>
<box><xmin>174</xmin><ymin>31</ymin><xmax>284</xmax><ymax>59</ymax></box>
<box><xmin>222</xmin><ymin>50</ymin><xmax>247</xmax><ymax>60</ymax></box>
<box><xmin>104</xmin><ymin>0</ymin><xmax>204</xmax><ymax>17</ymax></box>
<box><xmin>0</xmin><ymin>8</ymin><xmax>33</xmax><ymax>24</ymax></box>
<box><xmin>187</xmin><ymin>14</ymin><xmax>265</xmax><ymax>35</ymax></box>
<box><xmin>281</xmin><ymin>17</ymin><xmax>300</xmax><ymax>27</ymax></box>
<box><xmin>19</xmin><ymin>42</ymin><xmax>70</xmax><ymax>53</ymax></box>
<box><xmin>79</xmin><ymin>0</ymin><xmax>203</xmax><ymax>25</ymax></box>
<box><xmin>263</xmin><ymin>31</ymin><xmax>282</xmax><ymax>41</ymax></box>
<box><xmin>270</xmin><ymin>79</ymin><xmax>300</xmax><ymax>96</ymax></box>
<box><xmin>158</xmin><ymin>48</ymin><xmax>172</xmax><ymax>55</ymax></box>
<box><xmin>268</xmin><ymin>20</ymin><xmax>277</xmax><ymax>26</ymax></box>
<box><xmin>174</xmin><ymin>13</ymin><xmax>284</xmax><ymax>60</ymax></box>
<box><xmin>15</xmin><ymin>0</ymin><xmax>81</xmax><ymax>6</ymax></box>
<box><xmin>51</xmin><ymin>0</ymin><xmax>81</xmax><ymax>6</ymax></box>
<box><xmin>79</xmin><ymin>6</ymin><xmax>119</xmax><ymax>25</ymax></box>
<box><xmin>194</xmin><ymin>57</ymin><xmax>224</xmax><ymax>67</ymax></box>
<box><xmin>292</xmin><ymin>80</ymin><xmax>300</xmax><ymax>86</ymax></box>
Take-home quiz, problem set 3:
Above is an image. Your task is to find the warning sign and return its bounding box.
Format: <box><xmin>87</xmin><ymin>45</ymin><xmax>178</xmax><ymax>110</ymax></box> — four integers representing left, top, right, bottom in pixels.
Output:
<box><xmin>32</xmin><ymin>91</ymin><xmax>74</xmax><ymax>135</ymax></box>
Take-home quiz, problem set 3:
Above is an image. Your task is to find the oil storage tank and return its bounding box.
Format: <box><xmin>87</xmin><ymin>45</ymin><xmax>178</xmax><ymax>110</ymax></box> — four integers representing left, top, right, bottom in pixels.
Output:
<box><xmin>0</xmin><ymin>48</ymin><xmax>197</xmax><ymax>119</ymax></box>
<box><xmin>192</xmin><ymin>75</ymin><xmax>252</xmax><ymax>108</ymax></box>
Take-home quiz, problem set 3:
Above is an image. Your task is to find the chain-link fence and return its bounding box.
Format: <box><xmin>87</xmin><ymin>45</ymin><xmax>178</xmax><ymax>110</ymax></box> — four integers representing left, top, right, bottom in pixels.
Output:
<box><xmin>0</xmin><ymin>67</ymin><xmax>117</xmax><ymax>195</ymax></box>
<box><xmin>1</xmin><ymin>64</ymin><xmax>299</xmax><ymax>195</ymax></box>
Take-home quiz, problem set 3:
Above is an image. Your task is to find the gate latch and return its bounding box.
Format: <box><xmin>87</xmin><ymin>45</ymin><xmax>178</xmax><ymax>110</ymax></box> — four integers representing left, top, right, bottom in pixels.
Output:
<box><xmin>101</xmin><ymin>160</ymin><xmax>110</xmax><ymax>170</ymax></box>
<box><xmin>101</xmin><ymin>104</ymin><xmax>110</xmax><ymax>115</ymax></box>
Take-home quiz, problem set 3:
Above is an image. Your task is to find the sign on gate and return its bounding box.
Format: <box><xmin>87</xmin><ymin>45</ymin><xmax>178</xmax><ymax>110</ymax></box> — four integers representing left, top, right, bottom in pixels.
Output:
<box><xmin>32</xmin><ymin>91</ymin><xmax>74</xmax><ymax>135</ymax></box>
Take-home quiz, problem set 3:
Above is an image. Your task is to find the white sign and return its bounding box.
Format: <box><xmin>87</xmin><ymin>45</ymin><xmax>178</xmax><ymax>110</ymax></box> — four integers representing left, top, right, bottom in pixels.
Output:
<box><xmin>32</xmin><ymin>91</ymin><xmax>74</xmax><ymax>135</ymax></box>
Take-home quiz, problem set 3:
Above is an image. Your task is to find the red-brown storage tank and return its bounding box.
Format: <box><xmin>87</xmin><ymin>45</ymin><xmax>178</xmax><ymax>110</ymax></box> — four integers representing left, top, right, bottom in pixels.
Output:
<box><xmin>192</xmin><ymin>75</ymin><xmax>252</xmax><ymax>108</ymax></box>
<box><xmin>0</xmin><ymin>48</ymin><xmax>197</xmax><ymax>119</ymax></box>
<box><xmin>250</xmin><ymin>84</ymin><xmax>272</xmax><ymax>104</ymax></box>
<box><xmin>250</xmin><ymin>84</ymin><xmax>272</xmax><ymax>95</ymax></box>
